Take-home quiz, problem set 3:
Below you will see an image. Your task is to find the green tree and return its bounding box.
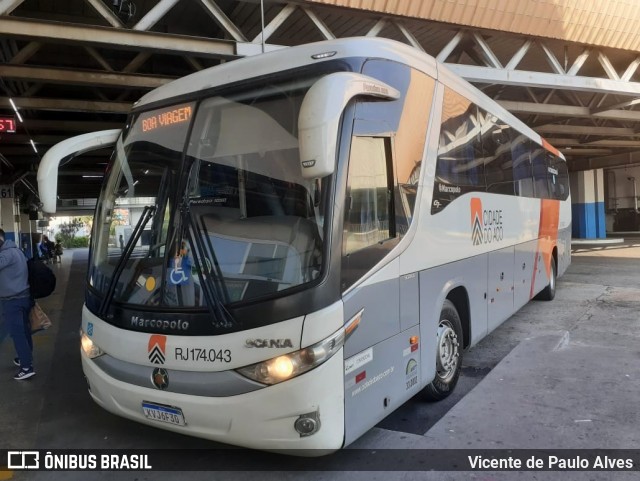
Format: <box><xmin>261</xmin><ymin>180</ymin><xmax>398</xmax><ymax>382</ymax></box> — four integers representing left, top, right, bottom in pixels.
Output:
<box><xmin>58</xmin><ymin>217</ymin><xmax>85</xmax><ymax>248</ymax></box>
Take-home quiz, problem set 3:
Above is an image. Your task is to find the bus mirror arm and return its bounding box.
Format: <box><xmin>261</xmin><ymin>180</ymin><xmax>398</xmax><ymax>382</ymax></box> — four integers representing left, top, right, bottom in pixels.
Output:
<box><xmin>37</xmin><ymin>129</ymin><xmax>121</xmax><ymax>213</ymax></box>
<box><xmin>298</xmin><ymin>72</ymin><xmax>400</xmax><ymax>180</ymax></box>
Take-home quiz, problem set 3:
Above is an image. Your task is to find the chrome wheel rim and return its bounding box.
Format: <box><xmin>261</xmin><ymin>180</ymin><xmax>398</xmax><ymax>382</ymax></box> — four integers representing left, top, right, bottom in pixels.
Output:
<box><xmin>550</xmin><ymin>262</ymin><xmax>556</xmax><ymax>291</ymax></box>
<box><xmin>435</xmin><ymin>320</ymin><xmax>460</xmax><ymax>383</ymax></box>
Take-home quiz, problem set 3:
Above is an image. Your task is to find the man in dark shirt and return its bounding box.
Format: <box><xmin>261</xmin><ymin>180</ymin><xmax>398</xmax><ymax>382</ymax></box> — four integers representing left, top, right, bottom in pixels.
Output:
<box><xmin>0</xmin><ymin>229</ymin><xmax>34</xmax><ymax>380</ymax></box>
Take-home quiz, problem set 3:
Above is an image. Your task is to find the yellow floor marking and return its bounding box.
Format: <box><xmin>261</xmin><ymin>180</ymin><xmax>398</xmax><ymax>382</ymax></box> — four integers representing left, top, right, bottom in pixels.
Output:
<box><xmin>0</xmin><ymin>468</ymin><xmax>14</xmax><ymax>480</ymax></box>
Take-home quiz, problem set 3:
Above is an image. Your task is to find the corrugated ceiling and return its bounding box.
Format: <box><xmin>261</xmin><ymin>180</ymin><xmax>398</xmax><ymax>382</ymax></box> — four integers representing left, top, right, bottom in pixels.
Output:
<box><xmin>304</xmin><ymin>0</ymin><xmax>640</xmax><ymax>52</ymax></box>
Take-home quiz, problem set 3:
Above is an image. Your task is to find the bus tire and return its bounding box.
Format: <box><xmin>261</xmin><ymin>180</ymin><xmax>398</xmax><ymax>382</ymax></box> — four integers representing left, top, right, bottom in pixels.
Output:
<box><xmin>423</xmin><ymin>300</ymin><xmax>463</xmax><ymax>402</ymax></box>
<box><xmin>535</xmin><ymin>257</ymin><xmax>556</xmax><ymax>301</ymax></box>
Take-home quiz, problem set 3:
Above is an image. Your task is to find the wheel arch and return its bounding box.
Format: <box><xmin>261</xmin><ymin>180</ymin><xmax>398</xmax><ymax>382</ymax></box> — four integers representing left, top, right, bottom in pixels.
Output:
<box><xmin>446</xmin><ymin>286</ymin><xmax>471</xmax><ymax>350</ymax></box>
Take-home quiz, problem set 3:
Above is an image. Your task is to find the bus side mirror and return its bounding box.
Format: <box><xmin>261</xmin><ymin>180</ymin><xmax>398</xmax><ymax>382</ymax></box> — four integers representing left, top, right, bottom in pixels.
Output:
<box><xmin>38</xmin><ymin>129</ymin><xmax>121</xmax><ymax>213</ymax></box>
<box><xmin>298</xmin><ymin>72</ymin><xmax>399</xmax><ymax>179</ymax></box>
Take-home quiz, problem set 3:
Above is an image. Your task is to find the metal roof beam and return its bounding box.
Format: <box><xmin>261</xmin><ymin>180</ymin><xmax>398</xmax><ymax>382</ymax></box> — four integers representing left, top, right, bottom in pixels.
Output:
<box><xmin>0</xmin><ymin>97</ymin><xmax>131</xmax><ymax>114</ymax></box>
<box><xmin>446</xmin><ymin>64</ymin><xmax>640</xmax><ymax>96</ymax></box>
<box><xmin>0</xmin><ymin>17</ymin><xmax>237</xmax><ymax>59</ymax></box>
<box><xmin>472</xmin><ymin>33</ymin><xmax>501</xmax><ymax>69</ymax></box>
<box><xmin>366</xmin><ymin>19</ymin><xmax>387</xmax><ymax>37</ymax></box>
<box><xmin>302</xmin><ymin>6</ymin><xmax>335</xmax><ymax>40</ymax></box>
<box><xmin>622</xmin><ymin>57</ymin><xmax>640</xmax><ymax>82</ymax></box>
<box><xmin>535</xmin><ymin>124</ymin><xmax>637</xmax><ymax>137</ymax></box>
<box><xmin>498</xmin><ymin>100</ymin><xmax>640</xmax><ymax>122</ymax></box>
<box><xmin>85</xmin><ymin>46</ymin><xmax>113</xmax><ymax>71</ymax></box>
<box><xmin>505</xmin><ymin>40</ymin><xmax>532</xmax><ymax>70</ymax></box>
<box><xmin>0</xmin><ymin>64</ymin><xmax>172</xmax><ymax>89</ymax></box>
<box><xmin>83</xmin><ymin>0</ymin><xmax>124</xmax><ymax>28</ymax></box>
<box><xmin>571</xmin><ymin>151</ymin><xmax>640</xmax><ymax>171</ymax></box>
<box><xmin>198</xmin><ymin>0</ymin><xmax>247</xmax><ymax>42</ymax></box>
<box><xmin>252</xmin><ymin>4</ymin><xmax>296</xmax><ymax>43</ymax></box>
<box><xmin>546</xmin><ymin>138</ymin><xmax>640</xmax><ymax>148</ymax></box>
<box><xmin>590</xmin><ymin>97</ymin><xmax>640</xmax><ymax>114</ymax></box>
<box><xmin>597</xmin><ymin>51</ymin><xmax>620</xmax><ymax>80</ymax></box>
<box><xmin>23</xmin><ymin>119</ymin><xmax>123</xmax><ymax>132</ymax></box>
<box><xmin>9</xmin><ymin>41</ymin><xmax>42</xmax><ymax>65</ymax></box>
<box><xmin>1</xmin><ymin>134</ymin><xmax>69</xmax><ymax>145</ymax></box>
<box><xmin>396</xmin><ymin>22</ymin><xmax>424</xmax><ymax>52</ymax></box>
<box><xmin>561</xmin><ymin>148</ymin><xmax>613</xmax><ymax>156</ymax></box>
<box><xmin>437</xmin><ymin>31</ymin><xmax>464</xmax><ymax>62</ymax></box>
<box><xmin>567</xmin><ymin>48</ymin><xmax>591</xmax><ymax>76</ymax></box>
<box><xmin>133</xmin><ymin>0</ymin><xmax>180</xmax><ymax>31</ymax></box>
<box><xmin>0</xmin><ymin>0</ymin><xmax>24</xmax><ymax>15</ymax></box>
<box><xmin>540</xmin><ymin>42</ymin><xmax>565</xmax><ymax>74</ymax></box>
<box><xmin>122</xmin><ymin>52</ymin><xmax>151</xmax><ymax>73</ymax></box>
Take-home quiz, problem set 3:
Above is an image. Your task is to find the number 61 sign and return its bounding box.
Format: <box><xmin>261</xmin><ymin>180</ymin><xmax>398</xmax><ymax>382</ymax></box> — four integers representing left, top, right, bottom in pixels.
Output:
<box><xmin>0</xmin><ymin>185</ymin><xmax>13</xmax><ymax>198</ymax></box>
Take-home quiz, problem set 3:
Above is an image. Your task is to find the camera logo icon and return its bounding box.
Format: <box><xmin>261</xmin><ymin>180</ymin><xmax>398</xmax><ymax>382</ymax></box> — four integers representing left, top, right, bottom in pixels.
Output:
<box><xmin>7</xmin><ymin>451</ymin><xmax>39</xmax><ymax>469</ymax></box>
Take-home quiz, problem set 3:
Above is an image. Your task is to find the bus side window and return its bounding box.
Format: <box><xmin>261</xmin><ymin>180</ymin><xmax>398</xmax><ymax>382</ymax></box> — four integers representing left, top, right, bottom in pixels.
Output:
<box><xmin>531</xmin><ymin>148</ymin><xmax>551</xmax><ymax>199</ymax></box>
<box><xmin>432</xmin><ymin>88</ymin><xmax>484</xmax><ymax>213</ymax></box>
<box><xmin>343</xmin><ymin>136</ymin><xmax>394</xmax><ymax>255</ymax></box>
<box><xmin>512</xmin><ymin>135</ymin><xmax>534</xmax><ymax>197</ymax></box>
<box><xmin>550</xmin><ymin>154</ymin><xmax>570</xmax><ymax>200</ymax></box>
<box><xmin>482</xmin><ymin>114</ymin><xmax>515</xmax><ymax>195</ymax></box>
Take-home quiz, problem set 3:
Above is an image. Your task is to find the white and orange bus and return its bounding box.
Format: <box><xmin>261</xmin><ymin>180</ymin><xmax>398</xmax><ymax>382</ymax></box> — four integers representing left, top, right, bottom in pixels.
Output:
<box><xmin>39</xmin><ymin>37</ymin><xmax>570</xmax><ymax>453</ymax></box>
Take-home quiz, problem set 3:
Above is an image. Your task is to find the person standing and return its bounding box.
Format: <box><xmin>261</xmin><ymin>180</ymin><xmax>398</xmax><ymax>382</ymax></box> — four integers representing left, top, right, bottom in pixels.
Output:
<box><xmin>38</xmin><ymin>235</ymin><xmax>51</xmax><ymax>263</ymax></box>
<box><xmin>0</xmin><ymin>229</ymin><xmax>35</xmax><ymax>380</ymax></box>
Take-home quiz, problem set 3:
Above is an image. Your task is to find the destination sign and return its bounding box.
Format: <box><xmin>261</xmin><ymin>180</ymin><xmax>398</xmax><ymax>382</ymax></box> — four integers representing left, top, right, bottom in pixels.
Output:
<box><xmin>141</xmin><ymin>105</ymin><xmax>193</xmax><ymax>133</ymax></box>
<box><xmin>0</xmin><ymin>117</ymin><xmax>16</xmax><ymax>133</ymax></box>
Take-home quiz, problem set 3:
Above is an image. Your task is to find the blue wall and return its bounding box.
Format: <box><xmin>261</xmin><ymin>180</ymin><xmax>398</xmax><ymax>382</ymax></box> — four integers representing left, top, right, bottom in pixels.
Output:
<box><xmin>572</xmin><ymin>202</ymin><xmax>606</xmax><ymax>239</ymax></box>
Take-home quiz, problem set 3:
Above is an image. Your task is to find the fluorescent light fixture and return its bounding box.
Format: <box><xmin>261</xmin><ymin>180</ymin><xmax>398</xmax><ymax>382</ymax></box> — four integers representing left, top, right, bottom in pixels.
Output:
<box><xmin>30</xmin><ymin>139</ymin><xmax>38</xmax><ymax>153</ymax></box>
<box><xmin>82</xmin><ymin>175</ymin><xmax>103</xmax><ymax>178</ymax></box>
<box><xmin>16</xmin><ymin>111</ymin><xmax>23</xmax><ymax>123</ymax></box>
<box><xmin>9</xmin><ymin>98</ymin><xmax>17</xmax><ymax>111</ymax></box>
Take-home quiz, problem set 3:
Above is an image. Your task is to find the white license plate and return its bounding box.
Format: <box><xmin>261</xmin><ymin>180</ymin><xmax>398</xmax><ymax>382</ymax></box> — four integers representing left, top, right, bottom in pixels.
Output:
<box><xmin>142</xmin><ymin>401</ymin><xmax>186</xmax><ymax>426</ymax></box>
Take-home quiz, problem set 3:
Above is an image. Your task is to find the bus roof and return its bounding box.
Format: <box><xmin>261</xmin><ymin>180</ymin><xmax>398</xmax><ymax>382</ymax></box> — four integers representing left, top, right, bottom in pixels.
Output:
<box><xmin>134</xmin><ymin>36</ymin><xmax>564</xmax><ymax>161</ymax></box>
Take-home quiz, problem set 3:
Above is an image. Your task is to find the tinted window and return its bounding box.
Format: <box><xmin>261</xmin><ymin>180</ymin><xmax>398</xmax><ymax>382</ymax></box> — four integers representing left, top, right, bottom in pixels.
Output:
<box><xmin>482</xmin><ymin>112</ymin><xmax>515</xmax><ymax>195</ymax></box>
<box><xmin>512</xmin><ymin>135</ymin><xmax>534</xmax><ymax>197</ymax></box>
<box><xmin>532</xmin><ymin>148</ymin><xmax>550</xmax><ymax>198</ymax></box>
<box><xmin>549</xmin><ymin>154</ymin><xmax>569</xmax><ymax>200</ymax></box>
<box><xmin>432</xmin><ymin>88</ymin><xmax>484</xmax><ymax>213</ymax></box>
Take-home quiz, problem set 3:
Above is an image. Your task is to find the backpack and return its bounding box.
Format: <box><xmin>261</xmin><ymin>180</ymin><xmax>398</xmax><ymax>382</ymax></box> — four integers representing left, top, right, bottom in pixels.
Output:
<box><xmin>27</xmin><ymin>258</ymin><xmax>56</xmax><ymax>299</ymax></box>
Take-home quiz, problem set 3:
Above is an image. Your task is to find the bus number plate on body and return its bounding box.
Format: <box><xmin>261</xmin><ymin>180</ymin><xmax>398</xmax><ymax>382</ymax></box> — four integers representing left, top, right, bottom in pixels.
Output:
<box><xmin>142</xmin><ymin>401</ymin><xmax>185</xmax><ymax>426</ymax></box>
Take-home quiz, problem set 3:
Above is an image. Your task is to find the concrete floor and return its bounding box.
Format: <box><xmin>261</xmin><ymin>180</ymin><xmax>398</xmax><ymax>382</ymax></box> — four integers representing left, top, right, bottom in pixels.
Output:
<box><xmin>1</xmin><ymin>243</ymin><xmax>639</xmax><ymax>480</ymax></box>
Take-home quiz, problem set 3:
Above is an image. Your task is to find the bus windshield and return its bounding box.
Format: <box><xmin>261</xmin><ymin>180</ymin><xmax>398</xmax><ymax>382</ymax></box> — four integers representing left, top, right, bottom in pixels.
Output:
<box><xmin>89</xmin><ymin>79</ymin><xmax>329</xmax><ymax>313</ymax></box>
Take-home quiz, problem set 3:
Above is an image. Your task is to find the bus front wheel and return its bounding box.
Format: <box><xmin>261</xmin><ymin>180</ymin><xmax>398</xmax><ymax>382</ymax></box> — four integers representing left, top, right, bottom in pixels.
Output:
<box><xmin>423</xmin><ymin>300</ymin><xmax>463</xmax><ymax>402</ymax></box>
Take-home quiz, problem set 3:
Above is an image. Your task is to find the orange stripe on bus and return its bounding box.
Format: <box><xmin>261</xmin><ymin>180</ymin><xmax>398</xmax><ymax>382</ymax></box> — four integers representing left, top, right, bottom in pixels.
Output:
<box><xmin>530</xmin><ymin>199</ymin><xmax>560</xmax><ymax>299</ymax></box>
<box><xmin>541</xmin><ymin>137</ymin><xmax>561</xmax><ymax>157</ymax></box>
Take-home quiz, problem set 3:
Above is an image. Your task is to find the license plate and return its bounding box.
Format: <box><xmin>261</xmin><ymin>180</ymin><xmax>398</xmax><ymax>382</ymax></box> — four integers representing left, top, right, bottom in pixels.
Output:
<box><xmin>142</xmin><ymin>401</ymin><xmax>186</xmax><ymax>426</ymax></box>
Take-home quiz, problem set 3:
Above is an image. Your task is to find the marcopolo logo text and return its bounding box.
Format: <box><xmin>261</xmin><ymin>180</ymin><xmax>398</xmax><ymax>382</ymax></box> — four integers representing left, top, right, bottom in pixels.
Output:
<box><xmin>131</xmin><ymin>316</ymin><xmax>189</xmax><ymax>332</ymax></box>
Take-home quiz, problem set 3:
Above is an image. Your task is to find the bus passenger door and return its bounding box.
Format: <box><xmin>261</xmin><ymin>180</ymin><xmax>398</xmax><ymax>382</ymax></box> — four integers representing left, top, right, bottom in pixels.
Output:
<box><xmin>341</xmin><ymin>118</ymin><xmax>407</xmax><ymax>445</ymax></box>
<box><xmin>487</xmin><ymin>246</ymin><xmax>515</xmax><ymax>332</ymax></box>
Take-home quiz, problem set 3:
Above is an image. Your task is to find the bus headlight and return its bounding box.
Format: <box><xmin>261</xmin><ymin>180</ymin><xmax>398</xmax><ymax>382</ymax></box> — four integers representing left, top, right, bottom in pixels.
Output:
<box><xmin>80</xmin><ymin>330</ymin><xmax>105</xmax><ymax>359</ymax></box>
<box><xmin>236</xmin><ymin>328</ymin><xmax>345</xmax><ymax>385</ymax></box>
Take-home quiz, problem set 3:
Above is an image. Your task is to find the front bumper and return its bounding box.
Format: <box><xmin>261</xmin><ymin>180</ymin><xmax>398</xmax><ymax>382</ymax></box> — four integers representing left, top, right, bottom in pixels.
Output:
<box><xmin>82</xmin><ymin>348</ymin><xmax>345</xmax><ymax>453</ymax></box>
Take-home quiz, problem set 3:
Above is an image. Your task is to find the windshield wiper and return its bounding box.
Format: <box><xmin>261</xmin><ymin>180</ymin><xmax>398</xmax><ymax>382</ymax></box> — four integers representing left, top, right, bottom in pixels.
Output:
<box><xmin>99</xmin><ymin>205</ymin><xmax>156</xmax><ymax>316</ymax></box>
<box><xmin>186</xmin><ymin>209</ymin><xmax>236</xmax><ymax>329</ymax></box>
